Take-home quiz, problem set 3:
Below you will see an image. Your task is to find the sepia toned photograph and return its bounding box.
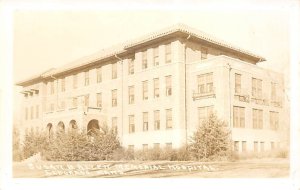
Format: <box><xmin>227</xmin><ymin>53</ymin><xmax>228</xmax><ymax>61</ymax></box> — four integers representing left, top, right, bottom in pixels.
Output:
<box><xmin>6</xmin><ymin>2</ymin><xmax>297</xmax><ymax>184</ymax></box>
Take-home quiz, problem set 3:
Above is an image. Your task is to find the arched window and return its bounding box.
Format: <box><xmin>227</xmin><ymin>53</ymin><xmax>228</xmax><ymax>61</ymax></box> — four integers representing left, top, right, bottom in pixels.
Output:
<box><xmin>87</xmin><ymin>119</ymin><xmax>100</xmax><ymax>136</ymax></box>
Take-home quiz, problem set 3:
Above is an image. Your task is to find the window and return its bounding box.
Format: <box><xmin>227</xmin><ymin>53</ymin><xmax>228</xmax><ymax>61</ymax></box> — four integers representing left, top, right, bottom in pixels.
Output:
<box><xmin>271</xmin><ymin>82</ymin><xmax>277</xmax><ymax>101</ymax></box>
<box><xmin>233</xmin><ymin>106</ymin><xmax>245</xmax><ymax>128</ymax></box>
<box><xmin>112</xmin><ymin>117</ymin><xmax>117</xmax><ymax>132</ymax></box>
<box><xmin>165</xmin><ymin>44</ymin><xmax>171</xmax><ymax>63</ymax></box>
<box><xmin>165</xmin><ymin>75</ymin><xmax>172</xmax><ymax>96</ymax></box>
<box><xmin>97</xmin><ymin>93</ymin><xmax>102</xmax><ymax>108</ymax></box>
<box><xmin>166</xmin><ymin>143</ymin><xmax>172</xmax><ymax>150</ymax></box>
<box><xmin>128</xmin><ymin>58</ymin><xmax>134</xmax><ymax>75</ymax></box>
<box><xmin>270</xmin><ymin>111</ymin><xmax>279</xmax><ymax>130</ymax></box>
<box><xmin>97</xmin><ymin>67</ymin><xmax>102</xmax><ymax>83</ymax></box>
<box><xmin>154</xmin><ymin>143</ymin><xmax>160</xmax><ymax>149</ymax></box>
<box><xmin>142</xmin><ymin>81</ymin><xmax>148</xmax><ymax>100</ymax></box>
<box><xmin>84</xmin><ymin>94</ymin><xmax>89</xmax><ymax>107</ymax></box>
<box><xmin>30</xmin><ymin>106</ymin><xmax>34</xmax><ymax>119</ymax></box>
<box><xmin>235</xmin><ymin>73</ymin><xmax>241</xmax><ymax>94</ymax></box>
<box><xmin>154</xmin><ymin>78</ymin><xmax>159</xmax><ymax>98</ymax></box>
<box><xmin>260</xmin><ymin>142</ymin><xmax>265</xmax><ymax>152</ymax></box>
<box><xmin>271</xmin><ymin>142</ymin><xmax>275</xmax><ymax>150</ymax></box>
<box><xmin>198</xmin><ymin>106</ymin><xmax>213</xmax><ymax>126</ymax></box>
<box><xmin>154</xmin><ymin>110</ymin><xmax>160</xmax><ymax>130</ymax></box>
<box><xmin>128</xmin><ymin>86</ymin><xmax>135</xmax><ymax>104</ymax></box>
<box><xmin>142</xmin><ymin>144</ymin><xmax>148</xmax><ymax>151</ymax></box>
<box><xmin>129</xmin><ymin>115</ymin><xmax>135</xmax><ymax>133</ymax></box>
<box><xmin>252</xmin><ymin>78</ymin><xmax>262</xmax><ymax>98</ymax></box>
<box><xmin>112</xmin><ymin>89</ymin><xmax>117</xmax><ymax>107</ymax></box>
<box><xmin>84</xmin><ymin>71</ymin><xmax>89</xmax><ymax>86</ymax></box>
<box><xmin>61</xmin><ymin>78</ymin><xmax>65</xmax><ymax>92</ymax></box>
<box><xmin>112</xmin><ymin>63</ymin><xmax>117</xmax><ymax>79</ymax></box>
<box><xmin>242</xmin><ymin>141</ymin><xmax>247</xmax><ymax>152</ymax></box>
<box><xmin>50</xmin><ymin>103</ymin><xmax>54</xmax><ymax>112</ymax></box>
<box><xmin>254</xmin><ymin>141</ymin><xmax>258</xmax><ymax>152</ymax></box>
<box><xmin>197</xmin><ymin>73</ymin><xmax>213</xmax><ymax>94</ymax></box>
<box><xmin>166</xmin><ymin>109</ymin><xmax>172</xmax><ymax>129</ymax></box>
<box><xmin>201</xmin><ymin>48</ymin><xmax>208</xmax><ymax>60</ymax></box>
<box><xmin>253</xmin><ymin>109</ymin><xmax>263</xmax><ymax>129</ymax></box>
<box><xmin>35</xmin><ymin>105</ymin><xmax>39</xmax><ymax>118</ymax></box>
<box><xmin>153</xmin><ymin>47</ymin><xmax>159</xmax><ymax>66</ymax></box>
<box><xmin>50</xmin><ymin>81</ymin><xmax>54</xmax><ymax>94</ymax></box>
<box><xmin>142</xmin><ymin>51</ymin><xmax>148</xmax><ymax>69</ymax></box>
<box><xmin>234</xmin><ymin>141</ymin><xmax>239</xmax><ymax>152</ymax></box>
<box><xmin>72</xmin><ymin>97</ymin><xmax>78</xmax><ymax>108</ymax></box>
<box><xmin>60</xmin><ymin>101</ymin><xmax>65</xmax><ymax>109</ymax></box>
<box><xmin>25</xmin><ymin>107</ymin><xmax>28</xmax><ymax>120</ymax></box>
<box><xmin>73</xmin><ymin>74</ymin><xmax>78</xmax><ymax>89</ymax></box>
<box><xmin>143</xmin><ymin>112</ymin><xmax>148</xmax><ymax>131</ymax></box>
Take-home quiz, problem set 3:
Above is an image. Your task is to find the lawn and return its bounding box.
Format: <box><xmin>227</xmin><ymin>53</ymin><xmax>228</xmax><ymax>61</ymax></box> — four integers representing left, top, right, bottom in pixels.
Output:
<box><xmin>13</xmin><ymin>158</ymin><xmax>289</xmax><ymax>178</ymax></box>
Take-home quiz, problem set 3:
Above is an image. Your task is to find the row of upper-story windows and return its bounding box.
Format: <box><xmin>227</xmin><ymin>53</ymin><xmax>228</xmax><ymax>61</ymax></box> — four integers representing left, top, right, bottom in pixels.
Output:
<box><xmin>233</xmin><ymin>140</ymin><xmax>280</xmax><ymax>152</ymax></box>
<box><xmin>233</xmin><ymin>106</ymin><xmax>279</xmax><ymax>130</ymax></box>
<box><xmin>24</xmin><ymin>105</ymin><xmax>40</xmax><ymax>120</ymax></box>
<box><xmin>128</xmin><ymin>109</ymin><xmax>173</xmax><ymax>134</ymax></box>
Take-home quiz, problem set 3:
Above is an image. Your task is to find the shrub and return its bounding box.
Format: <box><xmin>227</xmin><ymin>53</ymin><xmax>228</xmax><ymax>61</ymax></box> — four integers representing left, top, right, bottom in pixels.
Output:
<box><xmin>189</xmin><ymin>113</ymin><xmax>232</xmax><ymax>161</ymax></box>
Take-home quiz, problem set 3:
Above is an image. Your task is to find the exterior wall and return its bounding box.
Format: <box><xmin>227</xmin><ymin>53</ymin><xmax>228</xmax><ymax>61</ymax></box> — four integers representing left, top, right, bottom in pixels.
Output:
<box><xmin>18</xmin><ymin>37</ymin><xmax>288</xmax><ymax>153</ymax></box>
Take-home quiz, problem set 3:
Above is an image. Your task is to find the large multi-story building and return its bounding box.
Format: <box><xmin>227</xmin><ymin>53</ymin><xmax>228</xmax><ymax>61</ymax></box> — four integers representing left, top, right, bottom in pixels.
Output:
<box><xmin>16</xmin><ymin>24</ymin><xmax>288</xmax><ymax>153</ymax></box>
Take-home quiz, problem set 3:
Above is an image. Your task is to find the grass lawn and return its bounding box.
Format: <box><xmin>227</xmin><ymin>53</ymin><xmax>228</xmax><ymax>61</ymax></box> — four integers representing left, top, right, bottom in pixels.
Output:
<box><xmin>13</xmin><ymin>158</ymin><xmax>289</xmax><ymax>178</ymax></box>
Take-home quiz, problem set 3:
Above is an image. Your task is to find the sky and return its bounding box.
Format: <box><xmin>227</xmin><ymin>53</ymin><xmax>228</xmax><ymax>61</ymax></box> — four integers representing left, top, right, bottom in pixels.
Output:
<box><xmin>12</xmin><ymin>8</ymin><xmax>291</xmax><ymax>122</ymax></box>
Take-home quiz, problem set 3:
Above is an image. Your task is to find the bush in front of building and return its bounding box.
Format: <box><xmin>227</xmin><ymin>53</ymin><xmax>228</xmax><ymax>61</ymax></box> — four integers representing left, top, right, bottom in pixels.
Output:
<box><xmin>189</xmin><ymin>113</ymin><xmax>232</xmax><ymax>161</ymax></box>
<box><xmin>43</xmin><ymin>126</ymin><xmax>121</xmax><ymax>161</ymax></box>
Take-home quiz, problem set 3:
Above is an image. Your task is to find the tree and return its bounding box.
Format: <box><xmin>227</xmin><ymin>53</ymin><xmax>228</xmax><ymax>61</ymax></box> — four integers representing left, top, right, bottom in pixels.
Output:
<box><xmin>189</xmin><ymin>113</ymin><xmax>231</xmax><ymax>160</ymax></box>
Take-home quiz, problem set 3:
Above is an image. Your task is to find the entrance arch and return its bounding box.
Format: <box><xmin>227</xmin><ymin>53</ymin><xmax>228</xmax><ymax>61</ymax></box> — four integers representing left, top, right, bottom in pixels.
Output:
<box><xmin>57</xmin><ymin>121</ymin><xmax>65</xmax><ymax>133</ymax></box>
<box><xmin>69</xmin><ymin>120</ymin><xmax>78</xmax><ymax>130</ymax></box>
<box><xmin>46</xmin><ymin>123</ymin><xmax>53</xmax><ymax>138</ymax></box>
<box><xmin>87</xmin><ymin>119</ymin><xmax>100</xmax><ymax>135</ymax></box>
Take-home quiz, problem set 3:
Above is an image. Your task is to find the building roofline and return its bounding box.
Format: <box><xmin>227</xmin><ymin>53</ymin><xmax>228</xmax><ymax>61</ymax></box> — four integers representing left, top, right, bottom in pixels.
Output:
<box><xmin>16</xmin><ymin>23</ymin><xmax>266</xmax><ymax>86</ymax></box>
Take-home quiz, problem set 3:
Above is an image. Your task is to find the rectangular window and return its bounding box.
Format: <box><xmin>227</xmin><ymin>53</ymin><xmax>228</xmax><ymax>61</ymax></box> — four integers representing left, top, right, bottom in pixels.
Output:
<box><xmin>142</xmin><ymin>81</ymin><xmax>148</xmax><ymax>100</ymax></box>
<box><xmin>25</xmin><ymin>107</ymin><xmax>28</xmax><ymax>120</ymax></box>
<box><xmin>254</xmin><ymin>141</ymin><xmax>258</xmax><ymax>152</ymax></box>
<box><xmin>234</xmin><ymin>141</ymin><xmax>239</xmax><ymax>152</ymax></box>
<box><xmin>112</xmin><ymin>63</ymin><xmax>117</xmax><ymax>79</ymax></box>
<box><xmin>260</xmin><ymin>142</ymin><xmax>265</xmax><ymax>152</ymax></box>
<box><xmin>235</xmin><ymin>73</ymin><xmax>241</xmax><ymax>94</ymax></box>
<box><xmin>142</xmin><ymin>51</ymin><xmax>148</xmax><ymax>69</ymax></box>
<box><xmin>201</xmin><ymin>48</ymin><xmax>208</xmax><ymax>60</ymax></box>
<box><xmin>166</xmin><ymin>109</ymin><xmax>172</xmax><ymax>129</ymax></box>
<box><xmin>97</xmin><ymin>67</ymin><xmax>102</xmax><ymax>83</ymax></box>
<box><xmin>61</xmin><ymin>101</ymin><xmax>65</xmax><ymax>109</ymax></box>
<box><xmin>154</xmin><ymin>143</ymin><xmax>160</xmax><ymax>149</ymax></box>
<box><xmin>271</xmin><ymin>82</ymin><xmax>277</xmax><ymax>101</ymax></box>
<box><xmin>112</xmin><ymin>117</ymin><xmax>117</xmax><ymax>132</ymax></box>
<box><xmin>73</xmin><ymin>74</ymin><xmax>78</xmax><ymax>89</ymax></box>
<box><xmin>30</xmin><ymin>106</ymin><xmax>34</xmax><ymax>119</ymax></box>
<box><xmin>72</xmin><ymin>97</ymin><xmax>78</xmax><ymax>108</ymax></box>
<box><xmin>165</xmin><ymin>75</ymin><xmax>172</xmax><ymax>96</ymax></box>
<box><xmin>154</xmin><ymin>110</ymin><xmax>160</xmax><ymax>130</ymax></box>
<box><xmin>270</xmin><ymin>111</ymin><xmax>279</xmax><ymax>130</ymax></box>
<box><xmin>142</xmin><ymin>144</ymin><xmax>148</xmax><ymax>151</ymax></box>
<box><xmin>165</xmin><ymin>44</ymin><xmax>171</xmax><ymax>63</ymax></box>
<box><xmin>153</xmin><ymin>47</ymin><xmax>159</xmax><ymax>66</ymax></box>
<box><xmin>129</xmin><ymin>115</ymin><xmax>135</xmax><ymax>133</ymax></box>
<box><xmin>112</xmin><ymin>89</ymin><xmax>117</xmax><ymax>107</ymax></box>
<box><xmin>233</xmin><ymin>106</ymin><xmax>245</xmax><ymax>128</ymax></box>
<box><xmin>128</xmin><ymin>58</ymin><xmax>134</xmax><ymax>75</ymax></box>
<box><xmin>84</xmin><ymin>94</ymin><xmax>89</xmax><ymax>107</ymax></box>
<box><xmin>166</xmin><ymin>143</ymin><xmax>172</xmax><ymax>150</ymax></box>
<box><xmin>253</xmin><ymin>109</ymin><xmax>263</xmax><ymax>129</ymax></box>
<box><xmin>50</xmin><ymin>103</ymin><xmax>54</xmax><ymax>112</ymax></box>
<box><xmin>35</xmin><ymin>105</ymin><xmax>39</xmax><ymax>118</ymax></box>
<box><xmin>50</xmin><ymin>81</ymin><xmax>54</xmax><ymax>94</ymax></box>
<box><xmin>61</xmin><ymin>78</ymin><xmax>65</xmax><ymax>92</ymax></box>
<box><xmin>84</xmin><ymin>71</ymin><xmax>89</xmax><ymax>86</ymax></box>
<box><xmin>143</xmin><ymin>112</ymin><xmax>148</xmax><ymax>131</ymax></box>
<box><xmin>252</xmin><ymin>78</ymin><xmax>262</xmax><ymax>98</ymax></box>
<box><xmin>198</xmin><ymin>106</ymin><xmax>213</xmax><ymax>126</ymax></box>
<box><xmin>242</xmin><ymin>141</ymin><xmax>247</xmax><ymax>152</ymax></box>
<box><xmin>197</xmin><ymin>73</ymin><xmax>213</xmax><ymax>94</ymax></box>
<box><xmin>271</xmin><ymin>142</ymin><xmax>275</xmax><ymax>150</ymax></box>
<box><xmin>128</xmin><ymin>86</ymin><xmax>135</xmax><ymax>104</ymax></box>
<box><xmin>154</xmin><ymin>78</ymin><xmax>159</xmax><ymax>98</ymax></box>
<box><xmin>97</xmin><ymin>93</ymin><xmax>102</xmax><ymax>108</ymax></box>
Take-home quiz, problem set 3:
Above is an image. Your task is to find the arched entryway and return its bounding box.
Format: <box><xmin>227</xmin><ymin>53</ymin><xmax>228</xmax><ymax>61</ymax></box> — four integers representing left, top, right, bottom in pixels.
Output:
<box><xmin>57</xmin><ymin>121</ymin><xmax>65</xmax><ymax>133</ymax></box>
<box><xmin>46</xmin><ymin>123</ymin><xmax>53</xmax><ymax>138</ymax></box>
<box><xmin>69</xmin><ymin>120</ymin><xmax>78</xmax><ymax>130</ymax></box>
<box><xmin>87</xmin><ymin>119</ymin><xmax>100</xmax><ymax>135</ymax></box>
